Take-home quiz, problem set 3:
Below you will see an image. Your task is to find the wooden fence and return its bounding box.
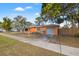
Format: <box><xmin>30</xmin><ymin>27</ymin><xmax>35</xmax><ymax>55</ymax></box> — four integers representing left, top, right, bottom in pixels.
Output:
<box><xmin>59</xmin><ymin>28</ymin><xmax>79</xmax><ymax>37</ymax></box>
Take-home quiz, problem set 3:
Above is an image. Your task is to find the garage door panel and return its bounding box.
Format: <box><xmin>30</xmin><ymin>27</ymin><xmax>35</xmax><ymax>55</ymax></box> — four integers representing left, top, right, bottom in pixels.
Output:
<box><xmin>47</xmin><ymin>29</ymin><xmax>54</xmax><ymax>35</ymax></box>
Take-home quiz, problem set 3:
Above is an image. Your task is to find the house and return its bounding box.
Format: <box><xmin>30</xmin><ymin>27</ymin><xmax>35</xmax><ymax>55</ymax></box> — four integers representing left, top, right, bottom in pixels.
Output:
<box><xmin>25</xmin><ymin>24</ymin><xmax>59</xmax><ymax>36</ymax></box>
<box><xmin>25</xmin><ymin>26</ymin><xmax>36</xmax><ymax>33</ymax></box>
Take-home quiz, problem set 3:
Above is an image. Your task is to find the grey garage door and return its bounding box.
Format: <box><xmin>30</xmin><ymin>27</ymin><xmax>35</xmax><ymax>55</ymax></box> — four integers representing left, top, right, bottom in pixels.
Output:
<box><xmin>47</xmin><ymin>29</ymin><xmax>54</xmax><ymax>35</ymax></box>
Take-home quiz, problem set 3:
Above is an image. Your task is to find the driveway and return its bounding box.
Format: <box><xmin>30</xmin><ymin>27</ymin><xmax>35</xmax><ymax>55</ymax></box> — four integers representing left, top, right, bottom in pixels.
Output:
<box><xmin>0</xmin><ymin>33</ymin><xmax>79</xmax><ymax>56</ymax></box>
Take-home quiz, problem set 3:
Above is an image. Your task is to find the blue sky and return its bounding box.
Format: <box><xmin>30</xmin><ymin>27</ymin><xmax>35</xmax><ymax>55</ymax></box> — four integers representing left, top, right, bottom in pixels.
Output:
<box><xmin>0</xmin><ymin>3</ymin><xmax>42</xmax><ymax>23</ymax></box>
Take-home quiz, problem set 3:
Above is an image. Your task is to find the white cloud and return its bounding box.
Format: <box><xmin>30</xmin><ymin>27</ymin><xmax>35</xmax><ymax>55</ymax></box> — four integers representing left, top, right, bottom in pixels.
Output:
<box><xmin>25</xmin><ymin>6</ymin><xmax>32</xmax><ymax>9</ymax></box>
<box><xmin>27</xmin><ymin>19</ymin><xmax>35</xmax><ymax>23</ymax></box>
<box><xmin>35</xmin><ymin>13</ymin><xmax>40</xmax><ymax>16</ymax></box>
<box><xmin>14</xmin><ymin>7</ymin><xmax>24</xmax><ymax>12</ymax></box>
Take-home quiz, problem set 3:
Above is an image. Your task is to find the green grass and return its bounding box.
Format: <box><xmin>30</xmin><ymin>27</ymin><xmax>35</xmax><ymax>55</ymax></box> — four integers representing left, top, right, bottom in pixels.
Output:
<box><xmin>0</xmin><ymin>35</ymin><xmax>17</xmax><ymax>48</ymax></box>
<box><xmin>0</xmin><ymin>35</ymin><xmax>63</xmax><ymax>56</ymax></box>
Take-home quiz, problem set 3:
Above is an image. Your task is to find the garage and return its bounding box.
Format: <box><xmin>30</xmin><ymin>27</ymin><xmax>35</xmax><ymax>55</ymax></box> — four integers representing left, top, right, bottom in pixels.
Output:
<box><xmin>47</xmin><ymin>28</ymin><xmax>54</xmax><ymax>35</ymax></box>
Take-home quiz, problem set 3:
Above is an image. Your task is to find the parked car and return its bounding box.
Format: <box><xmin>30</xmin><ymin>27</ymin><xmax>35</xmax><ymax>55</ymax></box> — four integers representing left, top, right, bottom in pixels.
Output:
<box><xmin>10</xmin><ymin>29</ymin><xmax>18</xmax><ymax>32</ymax></box>
<box><xmin>0</xmin><ymin>29</ymin><xmax>3</xmax><ymax>32</ymax></box>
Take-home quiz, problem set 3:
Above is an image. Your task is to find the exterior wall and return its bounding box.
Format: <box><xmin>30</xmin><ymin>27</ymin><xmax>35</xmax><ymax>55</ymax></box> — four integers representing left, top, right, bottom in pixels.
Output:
<box><xmin>28</xmin><ymin>27</ymin><xmax>36</xmax><ymax>33</ymax></box>
<box><xmin>38</xmin><ymin>26</ymin><xmax>59</xmax><ymax>36</ymax></box>
<box><xmin>38</xmin><ymin>27</ymin><xmax>47</xmax><ymax>34</ymax></box>
<box><xmin>52</xmin><ymin>27</ymin><xmax>59</xmax><ymax>36</ymax></box>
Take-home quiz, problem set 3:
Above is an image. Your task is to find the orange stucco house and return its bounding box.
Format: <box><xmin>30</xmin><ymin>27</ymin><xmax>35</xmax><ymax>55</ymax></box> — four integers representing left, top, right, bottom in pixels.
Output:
<box><xmin>25</xmin><ymin>24</ymin><xmax>59</xmax><ymax>36</ymax></box>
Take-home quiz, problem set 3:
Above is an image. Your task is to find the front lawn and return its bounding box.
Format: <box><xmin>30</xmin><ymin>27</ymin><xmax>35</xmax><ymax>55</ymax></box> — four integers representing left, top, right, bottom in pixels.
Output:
<box><xmin>0</xmin><ymin>35</ymin><xmax>62</xmax><ymax>56</ymax></box>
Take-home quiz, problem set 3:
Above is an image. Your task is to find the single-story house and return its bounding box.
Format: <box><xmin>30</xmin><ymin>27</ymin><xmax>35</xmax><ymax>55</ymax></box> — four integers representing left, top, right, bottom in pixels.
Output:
<box><xmin>25</xmin><ymin>26</ymin><xmax>36</xmax><ymax>33</ymax></box>
<box><xmin>25</xmin><ymin>24</ymin><xmax>59</xmax><ymax>36</ymax></box>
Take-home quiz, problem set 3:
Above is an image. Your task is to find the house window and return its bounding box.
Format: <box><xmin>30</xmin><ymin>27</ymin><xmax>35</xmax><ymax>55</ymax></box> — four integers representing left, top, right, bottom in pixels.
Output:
<box><xmin>25</xmin><ymin>28</ymin><xmax>28</xmax><ymax>31</ymax></box>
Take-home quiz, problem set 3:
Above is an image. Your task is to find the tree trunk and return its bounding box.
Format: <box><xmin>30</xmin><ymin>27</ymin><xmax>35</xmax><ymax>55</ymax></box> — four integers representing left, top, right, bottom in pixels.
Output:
<box><xmin>71</xmin><ymin>20</ymin><xmax>75</xmax><ymax>28</ymax></box>
<box><xmin>77</xmin><ymin>20</ymin><xmax>79</xmax><ymax>28</ymax></box>
<box><xmin>20</xmin><ymin>30</ymin><xmax>22</xmax><ymax>32</ymax></box>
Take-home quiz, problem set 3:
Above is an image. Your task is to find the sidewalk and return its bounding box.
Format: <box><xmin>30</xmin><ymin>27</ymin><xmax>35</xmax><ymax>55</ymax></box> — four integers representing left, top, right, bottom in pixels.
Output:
<box><xmin>0</xmin><ymin>33</ymin><xmax>79</xmax><ymax>56</ymax></box>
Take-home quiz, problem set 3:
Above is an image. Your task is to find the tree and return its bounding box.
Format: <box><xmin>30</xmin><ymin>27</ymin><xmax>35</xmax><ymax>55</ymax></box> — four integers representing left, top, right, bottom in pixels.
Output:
<box><xmin>0</xmin><ymin>21</ymin><xmax>2</xmax><ymax>28</ymax></box>
<box><xmin>73</xmin><ymin>7</ymin><xmax>79</xmax><ymax>28</ymax></box>
<box><xmin>41</xmin><ymin>3</ymin><xmax>79</xmax><ymax>28</ymax></box>
<box><xmin>25</xmin><ymin>22</ymin><xmax>32</xmax><ymax>27</ymax></box>
<box><xmin>35</xmin><ymin>16</ymin><xmax>42</xmax><ymax>25</ymax></box>
<box><xmin>41</xmin><ymin>3</ymin><xmax>62</xmax><ymax>23</ymax></box>
<box><xmin>55</xmin><ymin>17</ymin><xmax>64</xmax><ymax>24</ymax></box>
<box><xmin>2</xmin><ymin>17</ymin><xmax>12</xmax><ymax>31</ymax></box>
<box><xmin>14</xmin><ymin>16</ymin><xmax>27</xmax><ymax>32</ymax></box>
<box><xmin>67</xmin><ymin>4</ymin><xmax>79</xmax><ymax>28</ymax></box>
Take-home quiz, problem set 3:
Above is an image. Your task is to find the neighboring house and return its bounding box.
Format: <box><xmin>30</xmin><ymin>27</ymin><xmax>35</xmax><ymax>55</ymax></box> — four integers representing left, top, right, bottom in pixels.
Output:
<box><xmin>25</xmin><ymin>24</ymin><xmax>59</xmax><ymax>36</ymax></box>
<box><xmin>0</xmin><ymin>28</ymin><xmax>6</xmax><ymax>32</ymax></box>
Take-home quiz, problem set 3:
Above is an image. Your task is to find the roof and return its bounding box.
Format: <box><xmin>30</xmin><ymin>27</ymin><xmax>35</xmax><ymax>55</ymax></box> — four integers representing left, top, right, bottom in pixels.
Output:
<box><xmin>27</xmin><ymin>24</ymin><xmax>59</xmax><ymax>28</ymax></box>
<box><xmin>37</xmin><ymin>24</ymin><xmax>59</xmax><ymax>28</ymax></box>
